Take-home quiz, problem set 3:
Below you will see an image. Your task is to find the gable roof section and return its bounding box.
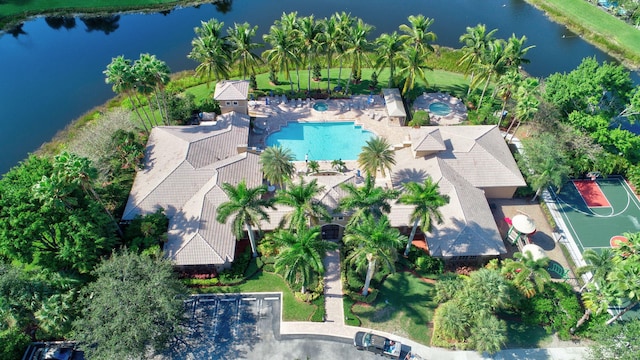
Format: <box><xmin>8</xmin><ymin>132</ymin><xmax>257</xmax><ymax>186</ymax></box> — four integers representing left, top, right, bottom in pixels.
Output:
<box><xmin>436</xmin><ymin>125</ymin><xmax>526</xmax><ymax>188</ymax></box>
<box><xmin>122</xmin><ymin>114</ymin><xmax>250</xmax><ymax>220</ymax></box>
<box><xmin>214</xmin><ymin>80</ymin><xmax>249</xmax><ymax>101</ymax></box>
<box><xmin>410</xmin><ymin>128</ymin><xmax>446</xmax><ymax>152</ymax></box>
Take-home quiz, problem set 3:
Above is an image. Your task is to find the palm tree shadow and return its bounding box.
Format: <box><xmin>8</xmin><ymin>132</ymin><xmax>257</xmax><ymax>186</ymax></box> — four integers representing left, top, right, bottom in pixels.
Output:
<box><xmin>392</xmin><ymin>168</ymin><xmax>428</xmax><ymax>189</ymax></box>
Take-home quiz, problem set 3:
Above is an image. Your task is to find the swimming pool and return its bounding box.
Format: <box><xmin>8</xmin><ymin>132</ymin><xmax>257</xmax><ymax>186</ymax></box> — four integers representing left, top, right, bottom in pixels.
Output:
<box><xmin>266</xmin><ymin>121</ymin><xmax>374</xmax><ymax>161</ymax></box>
<box><xmin>429</xmin><ymin>102</ymin><xmax>452</xmax><ymax>116</ymax></box>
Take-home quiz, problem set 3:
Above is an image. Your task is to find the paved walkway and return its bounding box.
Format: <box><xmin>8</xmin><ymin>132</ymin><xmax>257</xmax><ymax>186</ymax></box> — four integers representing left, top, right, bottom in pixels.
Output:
<box><xmin>280</xmin><ymin>226</ymin><xmax>589</xmax><ymax>360</ymax></box>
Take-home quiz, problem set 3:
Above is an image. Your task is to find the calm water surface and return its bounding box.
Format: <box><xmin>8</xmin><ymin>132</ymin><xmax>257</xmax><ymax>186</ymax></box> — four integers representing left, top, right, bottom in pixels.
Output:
<box><xmin>0</xmin><ymin>0</ymin><xmax>633</xmax><ymax>174</ymax></box>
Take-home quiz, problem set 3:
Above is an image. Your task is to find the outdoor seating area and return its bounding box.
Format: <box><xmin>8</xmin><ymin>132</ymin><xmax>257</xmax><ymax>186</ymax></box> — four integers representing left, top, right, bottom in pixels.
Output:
<box><xmin>413</xmin><ymin>92</ymin><xmax>467</xmax><ymax>125</ymax></box>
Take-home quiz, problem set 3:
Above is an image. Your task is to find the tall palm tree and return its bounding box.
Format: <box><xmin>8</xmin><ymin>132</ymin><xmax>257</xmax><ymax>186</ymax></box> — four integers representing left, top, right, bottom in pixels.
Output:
<box><xmin>275</xmin><ymin>178</ymin><xmax>331</xmax><ymax>231</ymax></box>
<box><xmin>504</xmin><ymin>34</ymin><xmax>535</xmax><ymax>71</ymax></box>
<box><xmin>374</xmin><ymin>32</ymin><xmax>403</xmax><ymax>88</ymax></box>
<box><xmin>397</xmin><ymin>46</ymin><xmax>431</xmax><ymax>95</ymax></box>
<box><xmin>343</xmin><ymin>214</ymin><xmax>406</xmax><ymax>296</ymax></box>
<box><xmin>104</xmin><ymin>56</ymin><xmax>150</xmax><ymax>133</ymax></box>
<box><xmin>501</xmin><ymin>251</ymin><xmax>551</xmax><ymax>298</ymax></box>
<box><xmin>397</xmin><ymin>178</ymin><xmax>449</xmax><ymax>256</ymax></box>
<box><xmin>145</xmin><ymin>54</ymin><xmax>171</xmax><ymax>125</ymax></box>
<box><xmin>276</xmin><ymin>12</ymin><xmax>303</xmax><ymax>92</ymax></box>
<box><xmin>188</xmin><ymin>19</ymin><xmax>231</xmax><ymax>87</ymax></box>
<box><xmin>398</xmin><ymin>14</ymin><xmax>437</xmax><ymax>57</ymax></box>
<box><xmin>495</xmin><ymin>69</ymin><xmax>522</xmax><ymax>126</ymax></box>
<box><xmin>216</xmin><ymin>181</ymin><xmax>275</xmax><ymax>257</ymax></box>
<box><xmin>132</xmin><ymin>54</ymin><xmax>161</xmax><ymax>127</ymax></box>
<box><xmin>358</xmin><ymin>137</ymin><xmax>396</xmax><ymax>179</ymax></box>
<box><xmin>263</xmin><ymin>24</ymin><xmax>299</xmax><ymax>93</ymax></box>
<box><xmin>471</xmin><ymin>38</ymin><xmax>508</xmax><ymax>109</ymax></box>
<box><xmin>297</xmin><ymin>15</ymin><xmax>322</xmax><ymax>92</ymax></box>
<box><xmin>573</xmin><ymin>248</ymin><xmax>614</xmax><ymax>331</ymax></box>
<box><xmin>506</xmin><ymin>77</ymin><xmax>540</xmax><ymax>141</ymax></box>
<box><xmin>458</xmin><ymin>24</ymin><xmax>497</xmax><ymax>96</ymax></box>
<box><xmin>334</xmin><ymin>12</ymin><xmax>355</xmax><ymax>88</ymax></box>
<box><xmin>271</xmin><ymin>226</ymin><xmax>338</xmax><ymax>293</ymax></box>
<box><xmin>227</xmin><ymin>22</ymin><xmax>263</xmax><ymax>80</ymax></box>
<box><xmin>259</xmin><ymin>145</ymin><xmax>295</xmax><ymax>189</ymax></box>
<box><xmin>319</xmin><ymin>16</ymin><xmax>341</xmax><ymax>93</ymax></box>
<box><xmin>343</xmin><ymin>18</ymin><xmax>374</xmax><ymax>95</ymax></box>
<box><xmin>339</xmin><ymin>174</ymin><xmax>399</xmax><ymax>226</ymax></box>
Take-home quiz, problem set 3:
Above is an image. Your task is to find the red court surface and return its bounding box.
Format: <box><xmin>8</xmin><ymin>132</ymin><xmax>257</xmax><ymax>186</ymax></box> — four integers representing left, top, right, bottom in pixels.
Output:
<box><xmin>610</xmin><ymin>235</ymin><xmax>629</xmax><ymax>248</ymax></box>
<box><xmin>573</xmin><ymin>180</ymin><xmax>611</xmax><ymax>207</ymax></box>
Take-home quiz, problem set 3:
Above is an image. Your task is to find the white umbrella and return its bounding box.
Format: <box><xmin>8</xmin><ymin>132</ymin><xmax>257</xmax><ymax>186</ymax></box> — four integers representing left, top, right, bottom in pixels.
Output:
<box><xmin>512</xmin><ymin>214</ymin><xmax>536</xmax><ymax>234</ymax></box>
<box><xmin>521</xmin><ymin>244</ymin><xmax>547</xmax><ymax>261</ymax></box>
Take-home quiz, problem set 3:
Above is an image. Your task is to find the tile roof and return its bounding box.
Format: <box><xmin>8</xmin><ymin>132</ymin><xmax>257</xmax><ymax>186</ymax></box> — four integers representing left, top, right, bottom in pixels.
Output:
<box><xmin>382</xmin><ymin>88</ymin><xmax>406</xmax><ymax>117</ymax></box>
<box><xmin>410</xmin><ymin>128</ymin><xmax>446</xmax><ymax>152</ymax></box>
<box><xmin>214</xmin><ymin>80</ymin><xmax>249</xmax><ymax>101</ymax></box>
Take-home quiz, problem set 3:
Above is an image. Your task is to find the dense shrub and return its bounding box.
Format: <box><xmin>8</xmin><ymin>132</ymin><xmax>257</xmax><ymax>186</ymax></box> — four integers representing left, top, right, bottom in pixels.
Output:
<box><xmin>519</xmin><ymin>282</ymin><xmax>582</xmax><ymax>339</ymax></box>
<box><xmin>183</xmin><ymin>277</ymin><xmax>220</xmax><ymax>287</ymax></box>
<box><xmin>218</xmin><ymin>247</ymin><xmax>252</xmax><ymax>285</ymax></box>
<box><xmin>0</xmin><ymin>328</ymin><xmax>31</xmax><ymax>360</ymax></box>
<box><xmin>409</xmin><ymin>110</ymin><xmax>430</xmax><ymax>127</ymax></box>
<box><xmin>123</xmin><ymin>208</ymin><xmax>169</xmax><ymax>253</ymax></box>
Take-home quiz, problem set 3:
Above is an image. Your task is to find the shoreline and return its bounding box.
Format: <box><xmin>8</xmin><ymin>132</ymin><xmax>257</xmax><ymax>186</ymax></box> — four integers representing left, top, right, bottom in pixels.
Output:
<box><xmin>524</xmin><ymin>0</ymin><xmax>640</xmax><ymax>71</ymax></box>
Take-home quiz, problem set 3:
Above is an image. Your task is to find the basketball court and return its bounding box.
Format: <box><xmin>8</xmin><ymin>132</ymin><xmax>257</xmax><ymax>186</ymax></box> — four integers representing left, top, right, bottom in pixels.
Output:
<box><xmin>551</xmin><ymin>176</ymin><xmax>640</xmax><ymax>254</ymax></box>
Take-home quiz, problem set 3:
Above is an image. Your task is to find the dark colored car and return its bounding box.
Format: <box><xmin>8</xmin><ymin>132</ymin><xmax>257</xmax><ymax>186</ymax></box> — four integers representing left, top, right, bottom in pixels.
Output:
<box><xmin>354</xmin><ymin>331</ymin><xmax>402</xmax><ymax>358</ymax></box>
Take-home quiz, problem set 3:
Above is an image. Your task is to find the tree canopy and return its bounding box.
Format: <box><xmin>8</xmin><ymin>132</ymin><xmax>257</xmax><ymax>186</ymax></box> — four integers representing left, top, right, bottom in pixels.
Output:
<box><xmin>73</xmin><ymin>251</ymin><xmax>187</xmax><ymax>360</ymax></box>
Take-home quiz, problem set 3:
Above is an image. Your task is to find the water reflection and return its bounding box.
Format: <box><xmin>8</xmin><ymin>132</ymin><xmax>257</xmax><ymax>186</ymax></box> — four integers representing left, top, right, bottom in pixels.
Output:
<box><xmin>45</xmin><ymin>17</ymin><xmax>77</xmax><ymax>30</ymax></box>
<box><xmin>80</xmin><ymin>15</ymin><xmax>121</xmax><ymax>35</ymax></box>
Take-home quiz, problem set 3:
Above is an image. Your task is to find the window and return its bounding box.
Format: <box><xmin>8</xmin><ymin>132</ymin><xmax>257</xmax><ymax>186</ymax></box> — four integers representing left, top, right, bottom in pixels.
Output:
<box><xmin>225</xmin><ymin>101</ymin><xmax>231</xmax><ymax>106</ymax></box>
<box><xmin>233</xmin><ymin>101</ymin><xmax>239</xmax><ymax>105</ymax></box>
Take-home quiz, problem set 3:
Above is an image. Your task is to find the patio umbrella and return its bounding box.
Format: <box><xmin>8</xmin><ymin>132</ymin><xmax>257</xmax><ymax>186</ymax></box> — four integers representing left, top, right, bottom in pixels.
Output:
<box><xmin>511</xmin><ymin>214</ymin><xmax>536</xmax><ymax>235</ymax></box>
<box><xmin>521</xmin><ymin>243</ymin><xmax>547</xmax><ymax>261</ymax></box>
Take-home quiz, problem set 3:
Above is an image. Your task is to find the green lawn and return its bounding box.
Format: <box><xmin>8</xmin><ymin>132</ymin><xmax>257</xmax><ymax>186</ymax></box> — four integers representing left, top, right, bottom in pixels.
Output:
<box><xmin>350</xmin><ymin>271</ymin><xmax>438</xmax><ymax>345</ymax></box>
<box><xmin>185</xmin><ymin>67</ymin><xmax>471</xmax><ymax>101</ymax></box>
<box><xmin>527</xmin><ymin>0</ymin><xmax>640</xmax><ymax>66</ymax></box>
<box><xmin>194</xmin><ymin>270</ymin><xmax>317</xmax><ymax>322</ymax></box>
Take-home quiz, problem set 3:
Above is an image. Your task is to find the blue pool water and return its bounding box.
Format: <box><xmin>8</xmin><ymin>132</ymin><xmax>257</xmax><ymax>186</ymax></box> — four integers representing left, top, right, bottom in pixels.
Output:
<box><xmin>266</xmin><ymin>122</ymin><xmax>374</xmax><ymax>161</ymax></box>
<box><xmin>429</xmin><ymin>102</ymin><xmax>452</xmax><ymax>116</ymax></box>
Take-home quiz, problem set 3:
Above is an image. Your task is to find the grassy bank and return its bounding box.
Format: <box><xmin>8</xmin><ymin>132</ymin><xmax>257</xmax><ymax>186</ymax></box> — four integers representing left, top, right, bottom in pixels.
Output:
<box><xmin>0</xmin><ymin>0</ymin><xmax>212</xmax><ymax>29</ymax></box>
<box><xmin>526</xmin><ymin>0</ymin><xmax>640</xmax><ymax>68</ymax></box>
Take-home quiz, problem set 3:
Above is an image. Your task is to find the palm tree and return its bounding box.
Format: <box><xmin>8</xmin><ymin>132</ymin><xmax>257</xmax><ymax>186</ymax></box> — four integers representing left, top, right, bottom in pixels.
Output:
<box><xmin>468</xmin><ymin>315</ymin><xmax>507</xmax><ymax>354</ymax></box>
<box><xmin>506</xmin><ymin>77</ymin><xmax>540</xmax><ymax>141</ymax></box>
<box><xmin>297</xmin><ymin>15</ymin><xmax>322</xmax><ymax>92</ymax></box>
<box><xmin>358</xmin><ymin>137</ymin><xmax>396</xmax><ymax>179</ymax></box>
<box><xmin>319</xmin><ymin>16</ymin><xmax>341</xmax><ymax>93</ymax></box>
<box><xmin>331</xmin><ymin>159</ymin><xmax>346</xmax><ymax>172</ymax></box>
<box><xmin>604</xmin><ymin>232</ymin><xmax>640</xmax><ymax>324</ymax></box>
<box><xmin>259</xmin><ymin>145</ymin><xmax>295</xmax><ymax>189</ymax></box>
<box><xmin>501</xmin><ymin>251</ymin><xmax>551</xmax><ymax>298</ymax></box>
<box><xmin>145</xmin><ymin>54</ymin><xmax>171</xmax><ymax>125</ymax></box>
<box><xmin>343</xmin><ymin>18</ymin><xmax>374</xmax><ymax>95</ymax></box>
<box><xmin>263</xmin><ymin>24</ymin><xmax>299</xmax><ymax>93</ymax></box>
<box><xmin>471</xmin><ymin>38</ymin><xmax>508</xmax><ymax>109</ymax></box>
<box><xmin>339</xmin><ymin>174</ymin><xmax>399</xmax><ymax>226</ymax></box>
<box><xmin>435</xmin><ymin>301</ymin><xmax>469</xmax><ymax>341</ymax></box>
<box><xmin>397</xmin><ymin>178</ymin><xmax>450</xmax><ymax>256</ymax></box>
<box><xmin>227</xmin><ymin>22</ymin><xmax>263</xmax><ymax>80</ymax></box>
<box><xmin>374</xmin><ymin>32</ymin><xmax>403</xmax><ymax>88</ymax></box>
<box><xmin>397</xmin><ymin>46</ymin><xmax>431</xmax><ymax>95</ymax></box>
<box><xmin>216</xmin><ymin>181</ymin><xmax>275</xmax><ymax>257</ymax></box>
<box><xmin>398</xmin><ymin>15</ymin><xmax>437</xmax><ymax>56</ymax></box>
<box><xmin>132</xmin><ymin>54</ymin><xmax>161</xmax><ymax>127</ymax></box>
<box><xmin>343</xmin><ymin>214</ymin><xmax>406</xmax><ymax>296</ymax></box>
<box><xmin>528</xmin><ymin>157</ymin><xmax>571</xmax><ymax>202</ymax></box>
<box><xmin>52</xmin><ymin>151</ymin><xmax>123</xmax><ymax>237</ymax></box>
<box><xmin>276</xmin><ymin>12</ymin><xmax>303</xmax><ymax>92</ymax></box>
<box><xmin>334</xmin><ymin>12</ymin><xmax>355</xmax><ymax>88</ymax></box>
<box><xmin>104</xmin><ymin>56</ymin><xmax>150</xmax><ymax>133</ymax></box>
<box><xmin>458</xmin><ymin>24</ymin><xmax>498</xmax><ymax>96</ymax></box>
<box><xmin>271</xmin><ymin>226</ymin><xmax>338</xmax><ymax>293</ymax></box>
<box><xmin>504</xmin><ymin>34</ymin><xmax>535</xmax><ymax>71</ymax></box>
<box><xmin>275</xmin><ymin>178</ymin><xmax>331</xmax><ymax>231</ymax></box>
<box><xmin>573</xmin><ymin>248</ymin><xmax>614</xmax><ymax>331</ymax></box>
<box><xmin>495</xmin><ymin>69</ymin><xmax>522</xmax><ymax>126</ymax></box>
<box><xmin>188</xmin><ymin>19</ymin><xmax>231</xmax><ymax>87</ymax></box>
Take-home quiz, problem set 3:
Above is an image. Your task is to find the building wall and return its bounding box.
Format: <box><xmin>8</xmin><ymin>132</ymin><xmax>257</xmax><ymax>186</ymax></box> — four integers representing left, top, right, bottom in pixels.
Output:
<box><xmin>482</xmin><ymin>186</ymin><xmax>518</xmax><ymax>199</ymax></box>
<box><xmin>220</xmin><ymin>99</ymin><xmax>248</xmax><ymax>115</ymax></box>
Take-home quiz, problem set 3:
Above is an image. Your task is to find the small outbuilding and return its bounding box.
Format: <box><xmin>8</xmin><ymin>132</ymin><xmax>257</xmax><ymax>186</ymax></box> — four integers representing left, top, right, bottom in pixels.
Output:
<box><xmin>382</xmin><ymin>88</ymin><xmax>406</xmax><ymax>126</ymax></box>
<box><xmin>214</xmin><ymin>80</ymin><xmax>249</xmax><ymax>115</ymax></box>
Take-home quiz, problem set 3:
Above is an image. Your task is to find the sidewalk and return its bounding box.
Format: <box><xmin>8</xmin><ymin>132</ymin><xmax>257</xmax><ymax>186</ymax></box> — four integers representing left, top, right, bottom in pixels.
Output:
<box><xmin>279</xmin><ymin>240</ymin><xmax>589</xmax><ymax>360</ymax></box>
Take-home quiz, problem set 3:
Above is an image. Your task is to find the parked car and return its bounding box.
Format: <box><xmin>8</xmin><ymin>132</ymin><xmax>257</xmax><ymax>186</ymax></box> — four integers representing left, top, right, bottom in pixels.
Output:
<box><xmin>354</xmin><ymin>331</ymin><xmax>401</xmax><ymax>358</ymax></box>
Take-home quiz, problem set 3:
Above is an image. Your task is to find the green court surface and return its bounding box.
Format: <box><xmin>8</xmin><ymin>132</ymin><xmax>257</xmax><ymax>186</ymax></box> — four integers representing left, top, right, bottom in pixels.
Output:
<box><xmin>552</xmin><ymin>176</ymin><xmax>640</xmax><ymax>254</ymax></box>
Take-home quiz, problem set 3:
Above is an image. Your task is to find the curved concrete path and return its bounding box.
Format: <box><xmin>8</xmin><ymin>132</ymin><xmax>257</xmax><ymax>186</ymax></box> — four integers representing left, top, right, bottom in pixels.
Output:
<box><xmin>280</xmin><ymin>248</ymin><xmax>588</xmax><ymax>359</ymax></box>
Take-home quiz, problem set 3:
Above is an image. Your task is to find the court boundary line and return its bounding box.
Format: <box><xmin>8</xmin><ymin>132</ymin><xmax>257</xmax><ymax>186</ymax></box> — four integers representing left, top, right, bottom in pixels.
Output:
<box><xmin>553</xmin><ymin>187</ymin><xmax>588</xmax><ymax>254</ymax></box>
<box><xmin>572</xmin><ymin>179</ymin><xmax>612</xmax><ymax>208</ymax></box>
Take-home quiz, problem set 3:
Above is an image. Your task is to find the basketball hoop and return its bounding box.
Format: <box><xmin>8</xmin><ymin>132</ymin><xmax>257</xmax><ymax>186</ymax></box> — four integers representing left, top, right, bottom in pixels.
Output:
<box><xmin>586</xmin><ymin>171</ymin><xmax>600</xmax><ymax>181</ymax></box>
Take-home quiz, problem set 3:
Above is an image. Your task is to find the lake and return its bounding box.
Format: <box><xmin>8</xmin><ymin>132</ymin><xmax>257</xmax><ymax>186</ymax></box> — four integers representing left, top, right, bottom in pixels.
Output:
<box><xmin>0</xmin><ymin>0</ymin><xmax>632</xmax><ymax>174</ymax></box>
